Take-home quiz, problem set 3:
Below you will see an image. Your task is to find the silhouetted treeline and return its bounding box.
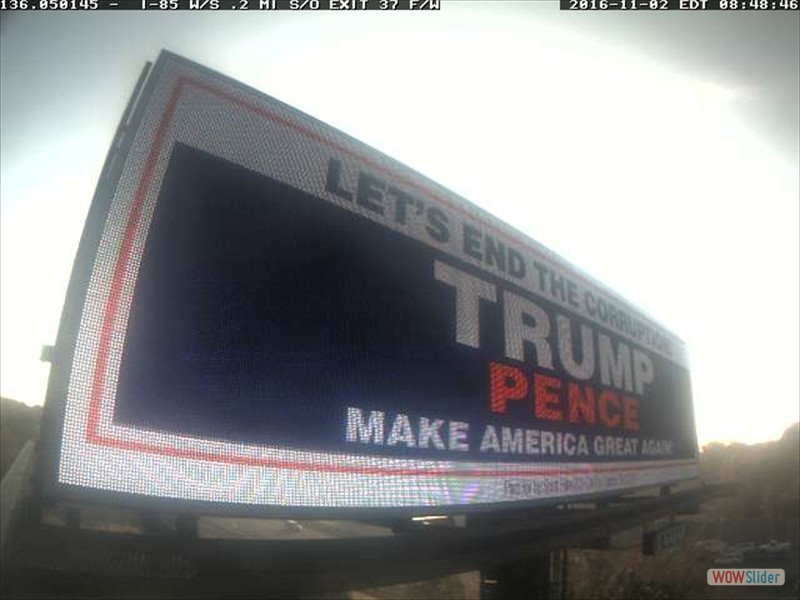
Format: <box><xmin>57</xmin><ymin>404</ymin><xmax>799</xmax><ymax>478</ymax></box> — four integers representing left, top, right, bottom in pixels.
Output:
<box><xmin>700</xmin><ymin>423</ymin><xmax>800</xmax><ymax>520</ymax></box>
<box><xmin>568</xmin><ymin>423</ymin><xmax>800</xmax><ymax>600</ymax></box>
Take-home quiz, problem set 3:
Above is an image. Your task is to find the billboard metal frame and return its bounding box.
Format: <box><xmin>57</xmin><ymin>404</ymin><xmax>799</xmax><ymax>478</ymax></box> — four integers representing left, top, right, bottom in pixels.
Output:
<box><xmin>38</xmin><ymin>51</ymin><xmax>699</xmax><ymax>519</ymax></box>
<box><xmin>4</xmin><ymin>456</ymin><xmax>734</xmax><ymax>599</ymax></box>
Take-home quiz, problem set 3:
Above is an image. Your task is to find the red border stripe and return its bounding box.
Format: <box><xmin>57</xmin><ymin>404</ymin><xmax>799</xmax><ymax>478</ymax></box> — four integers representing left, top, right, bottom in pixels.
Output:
<box><xmin>87</xmin><ymin>77</ymin><xmax>187</xmax><ymax>443</ymax></box>
<box><xmin>85</xmin><ymin>74</ymin><xmax>692</xmax><ymax>478</ymax></box>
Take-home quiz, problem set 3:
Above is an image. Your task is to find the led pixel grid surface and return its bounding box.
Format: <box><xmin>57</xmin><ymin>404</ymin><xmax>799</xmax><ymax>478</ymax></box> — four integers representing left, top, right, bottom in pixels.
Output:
<box><xmin>50</xmin><ymin>53</ymin><xmax>698</xmax><ymax>513</ymax></box>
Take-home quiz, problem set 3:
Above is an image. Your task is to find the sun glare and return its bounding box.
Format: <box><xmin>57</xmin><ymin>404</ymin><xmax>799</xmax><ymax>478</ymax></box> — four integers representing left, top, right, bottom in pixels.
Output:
<box><xmin>1</xmin><ymin>10</ymin><xmax>797</xmax><ymax>446</ymax></box>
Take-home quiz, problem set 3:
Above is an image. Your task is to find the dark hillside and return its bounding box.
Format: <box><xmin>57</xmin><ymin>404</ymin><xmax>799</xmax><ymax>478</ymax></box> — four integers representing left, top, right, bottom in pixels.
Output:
<box><xmin>1</xmin><ymin>397</ymin><xmax>42</xmax><ymax>480</ymax></box>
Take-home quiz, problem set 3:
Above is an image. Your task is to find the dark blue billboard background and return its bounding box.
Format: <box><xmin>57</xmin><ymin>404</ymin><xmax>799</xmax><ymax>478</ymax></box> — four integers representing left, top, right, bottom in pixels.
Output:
<box><xmin>113</xmin><ymin>143</ymin><xmax>696</xmax><ymax>462</ymax></box>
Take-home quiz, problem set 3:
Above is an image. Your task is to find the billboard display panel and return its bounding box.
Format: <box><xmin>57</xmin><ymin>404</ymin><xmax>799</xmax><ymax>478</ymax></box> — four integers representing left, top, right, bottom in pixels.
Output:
<box><xmin>44</xmin><ymin>52</ymin><xmax>698</xmax><ymax>514</ymax></box>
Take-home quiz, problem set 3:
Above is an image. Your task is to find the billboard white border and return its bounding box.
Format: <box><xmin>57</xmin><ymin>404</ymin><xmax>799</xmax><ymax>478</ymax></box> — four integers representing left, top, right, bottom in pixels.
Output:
<box><xmin>53</xmin><ymin>53</ymin><xmax>697</xmax><ymax>511</ymax></box>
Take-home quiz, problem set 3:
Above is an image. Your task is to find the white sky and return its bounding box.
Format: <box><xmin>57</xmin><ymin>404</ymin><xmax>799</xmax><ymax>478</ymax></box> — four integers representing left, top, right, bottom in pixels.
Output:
<box><xmin>1</xmin><ymin>6</ymin><xmax>798</xmax><ymax>447</ymax></box>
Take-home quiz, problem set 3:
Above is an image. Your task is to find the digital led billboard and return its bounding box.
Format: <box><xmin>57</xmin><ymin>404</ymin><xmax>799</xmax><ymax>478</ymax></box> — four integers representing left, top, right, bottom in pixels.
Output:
<box><xmin>43</xmin><ymin>52</ymin><xmax>698</xmax><ymax>514</ymax></box>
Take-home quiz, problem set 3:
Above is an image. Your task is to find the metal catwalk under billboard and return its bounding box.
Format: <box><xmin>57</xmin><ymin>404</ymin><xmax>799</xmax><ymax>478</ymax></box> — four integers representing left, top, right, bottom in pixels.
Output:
<box><xmin>42</xmin><ymin>51</ymin><xmax>698</xmax><ymax>514</ymax></box>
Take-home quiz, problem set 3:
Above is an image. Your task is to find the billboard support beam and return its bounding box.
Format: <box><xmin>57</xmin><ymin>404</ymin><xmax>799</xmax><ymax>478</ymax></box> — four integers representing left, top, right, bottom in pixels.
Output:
<box><xmin>176</xmin><ymin>515</ymin><xmax>198</xmax><ymax>540</ymax></box>
<box><xmin>480</xmin><ymin>551</ymin><xmax>565</xmax><ymax>600</ymax></box>
<box><xmin>63</xmin><ymin>507</ymin><xmax>80</xmax><ymax>529</ymax></box>
<box><xmin>2</xmin><ymin>483</ymin><xmax>736</xmax><ymax>597</ymax></box>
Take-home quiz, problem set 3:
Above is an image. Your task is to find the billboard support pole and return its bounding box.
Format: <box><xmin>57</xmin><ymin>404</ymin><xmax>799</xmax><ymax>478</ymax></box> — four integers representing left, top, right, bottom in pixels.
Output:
<box><xmin>479</xmin><ymin>552</ymin><xmax>563</xmax><ymax>600</ymax></box>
